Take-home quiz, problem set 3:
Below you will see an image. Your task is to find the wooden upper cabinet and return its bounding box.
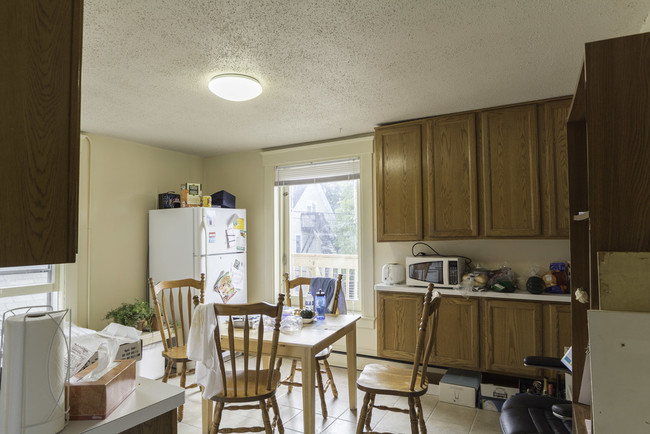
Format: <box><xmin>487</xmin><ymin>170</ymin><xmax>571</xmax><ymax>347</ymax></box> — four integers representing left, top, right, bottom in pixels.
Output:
<box><xmin>375</xmin><ymin>123</ymin><xmax>423</xmax><ymax>241</ymax></box>
<box><xmin>0</xmin><ymin>0</ymin><xmax>82</xmax><ymax>266</ymax></box>
<box><xmin>480</xmin><ymin>105</ymin><xmax>541</xmax><ymax>237</ymax></box>
<box><xmin>481</xmin><ymin>299</ymin><xmax>544</xmax><ymax>377</ymax></box>
<box><xmin>423</xmin><ymin>114</ymin><xmax>479</xmax><ymax>238</ymax></box>
<box><xmin>540</xmin><ymin>99</ymin><xmax>571</xmax><ymax>237</ymax></box>
<box><xmin>430</xmin><ymin>296</ymin><xmax>480</xmax><ymax>369</ymax></box>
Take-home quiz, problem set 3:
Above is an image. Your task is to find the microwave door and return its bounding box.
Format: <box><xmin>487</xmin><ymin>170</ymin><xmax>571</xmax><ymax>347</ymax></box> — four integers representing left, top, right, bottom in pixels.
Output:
<box><xmin>426</xmin><ymin>262</ymin><xmax>443</xmax><ymax>284</ymax></box>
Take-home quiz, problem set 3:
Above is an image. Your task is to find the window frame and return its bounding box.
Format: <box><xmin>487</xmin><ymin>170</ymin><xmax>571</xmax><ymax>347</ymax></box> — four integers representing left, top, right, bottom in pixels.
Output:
<box><xmin>261</xmin><ymin>136</ymin><xmax>374</xmax><ymax>325</ymax></box>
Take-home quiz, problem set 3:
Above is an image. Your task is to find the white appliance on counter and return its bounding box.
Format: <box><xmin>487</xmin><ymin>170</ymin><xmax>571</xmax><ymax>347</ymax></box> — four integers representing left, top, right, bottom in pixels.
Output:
<box><xmin>149</xmin><ymin>207</ymin><xmax>247</xmax><ymax>304</ymax></box>
<box><xmin>405</xmin><ymin>255</ymin><xmax>465</xmax><ymax>288</ymax></box>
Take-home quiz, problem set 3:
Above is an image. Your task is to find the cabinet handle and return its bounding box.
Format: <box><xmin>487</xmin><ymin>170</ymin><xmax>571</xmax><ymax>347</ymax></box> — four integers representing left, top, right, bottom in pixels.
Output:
<box><xmin>573</xmin><ymin>211</ymin><xmax>589</xmax><ymax>221</ymax></box>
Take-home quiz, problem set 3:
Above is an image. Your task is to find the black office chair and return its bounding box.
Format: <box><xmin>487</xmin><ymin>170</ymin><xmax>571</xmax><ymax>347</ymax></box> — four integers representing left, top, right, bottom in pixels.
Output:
<box><xmin>500</xmin><ymin>356</ymin><xmax>573</xmax><ymax>434</ymax></box>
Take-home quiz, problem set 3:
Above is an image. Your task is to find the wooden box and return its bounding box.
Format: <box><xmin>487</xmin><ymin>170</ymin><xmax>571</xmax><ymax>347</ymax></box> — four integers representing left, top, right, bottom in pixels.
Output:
<box><xmin>68</xmin><ymin>359</ymin><xmax>136</xmax><ymax>420</ymax></box>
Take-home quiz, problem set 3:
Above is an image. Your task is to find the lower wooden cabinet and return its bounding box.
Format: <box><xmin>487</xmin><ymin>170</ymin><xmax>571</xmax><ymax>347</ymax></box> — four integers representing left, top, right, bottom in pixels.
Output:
<box><xmin>377</xmin><ymin>291</ymin><xmax>425</xmax><ymax>361</ymax></box>
<box><xmin>481</xmin><ymin>299</ymin><xmax>544</xmax><ymax>377</ymax></box>
<box><xmin>430</xmin><ymin>296</ymin><xmax>480</xmax><ymax>369</ymax></box>
<box><xmin>377</xmin><ymin>291</ymin><xmax>571</xmax><ymax>378</ymax></box>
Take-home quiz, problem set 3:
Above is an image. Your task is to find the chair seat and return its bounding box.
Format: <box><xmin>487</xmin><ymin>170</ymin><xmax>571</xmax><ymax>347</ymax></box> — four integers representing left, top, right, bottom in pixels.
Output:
<box><xmin>500</xmin><ymin>393</ymin><xmax>572</xmax><ymax>434</ymax></box>
<box><xmin>315</xmin><ymin>345</ymin><xmax>332</xmax><ymax>360</ymax></box>
<box><xmin>210</xmin><ymin>369</ymin><xmax>282</xmax><ymax>403</ymax></box>
<box><xmin>162</xmin><ymin>345</ymin><xmax>190</xmax><ymax>362</ymax></box>
<box><xmin>356</xmin><ymin>363</ymin><xmax>428</xmax><ymax>397</ymax></box>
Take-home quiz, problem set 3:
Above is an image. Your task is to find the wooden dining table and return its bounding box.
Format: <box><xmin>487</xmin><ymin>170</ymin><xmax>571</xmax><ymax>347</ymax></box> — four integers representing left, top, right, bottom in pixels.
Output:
<box><xmin>201</xmin><ymin>313</ymin><xmax>361</xmax><ymax>434</ymax></box>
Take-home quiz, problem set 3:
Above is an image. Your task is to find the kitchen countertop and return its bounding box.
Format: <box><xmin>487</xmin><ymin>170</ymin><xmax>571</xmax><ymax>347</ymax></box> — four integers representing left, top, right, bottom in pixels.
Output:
<box><xmin>374</xmin><ymin>284</ymin><xmax>571</xmax><ymax>303</ymax></box>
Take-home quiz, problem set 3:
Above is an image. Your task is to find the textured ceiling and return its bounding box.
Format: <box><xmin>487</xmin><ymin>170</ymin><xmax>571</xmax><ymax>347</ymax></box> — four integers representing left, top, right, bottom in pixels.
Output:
<box><xmin>81</xmin><ymin>0</ymin><xmax>650</xmax><ymax>156</ymax></box>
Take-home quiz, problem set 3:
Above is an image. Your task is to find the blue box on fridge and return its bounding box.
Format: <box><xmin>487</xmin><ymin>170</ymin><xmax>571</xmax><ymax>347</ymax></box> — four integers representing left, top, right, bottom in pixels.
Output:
<box><xmin>211</xmin><ymin>190</ymin><xmax>236</xmax><ymax>208</ymax></box>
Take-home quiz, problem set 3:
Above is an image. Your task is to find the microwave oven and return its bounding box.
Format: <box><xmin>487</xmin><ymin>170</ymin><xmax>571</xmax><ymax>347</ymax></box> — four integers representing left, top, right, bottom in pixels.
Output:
<box><xmin>405</xmin><ymin>256</ymin><xmax>465</xmax><ymax>288</ymax></box>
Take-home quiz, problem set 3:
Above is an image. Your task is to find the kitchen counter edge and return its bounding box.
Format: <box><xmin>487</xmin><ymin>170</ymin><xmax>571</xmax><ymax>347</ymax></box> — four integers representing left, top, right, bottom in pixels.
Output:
<box><xmin>374</xmin><ymin>284</ymin><xmax>571</xmax><ymax>303</ymax></box>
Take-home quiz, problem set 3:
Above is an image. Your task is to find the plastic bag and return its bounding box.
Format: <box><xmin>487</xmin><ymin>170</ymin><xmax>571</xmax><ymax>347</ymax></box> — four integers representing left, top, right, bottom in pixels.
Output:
<box><xmin>280</xmin><ymin>315</ymin><xmax>303</xmax><ymax>334</ymax></box>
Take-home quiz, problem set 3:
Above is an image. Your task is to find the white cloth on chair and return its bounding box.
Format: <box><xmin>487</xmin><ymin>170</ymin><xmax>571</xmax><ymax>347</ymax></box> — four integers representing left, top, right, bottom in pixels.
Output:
<box><xmin>187</xmin><ymin>303</ymin><xmax>223</xmax><ymax>399</ymax></box>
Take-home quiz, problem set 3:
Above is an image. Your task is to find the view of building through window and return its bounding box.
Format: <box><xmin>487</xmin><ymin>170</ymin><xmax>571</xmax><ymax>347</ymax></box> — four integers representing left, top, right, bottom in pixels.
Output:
<box><xmin>287</xmin><ymin>179</ymin><xmax>359</xmax><ymax>301</ymax></box>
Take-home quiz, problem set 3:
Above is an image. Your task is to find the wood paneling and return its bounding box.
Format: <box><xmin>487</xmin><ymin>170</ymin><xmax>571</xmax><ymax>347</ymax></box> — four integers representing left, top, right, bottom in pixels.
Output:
<box><xmin>423</xmin><ymin>114</ymin><xmax>478</xmax><ymax>238</ymax></box>
<box><xmin>481</xmin><ymin>299</ymin><xmax>543</xmax><ymax>377</ymax></box>
<box><xmin>0</xmin><ymin>0</ymin><xmax>82</xmax><ymax>266</ymax></box>
<box><xmin>375</xmin><ymin>123</ymin><xmax>423</xmax><ymax>241</ymax></box>
<box><xmin>540</xmin><ymin>99</ymin><xmax>571</xmax><ymax>237</ymax></box>
<box><xmin>480</xmin><ymin>105</ymin><xmax>541</xmax><ymax>237</ymax></box>
<box><xmin>430</xmin><ymin>296</ymin><xmax>480</xmax><ymax>369</ymax></box>
<box><xmin>377</xmin><ymin>291</ymin><xmax>424</xmax><ymax>361</ymax></box>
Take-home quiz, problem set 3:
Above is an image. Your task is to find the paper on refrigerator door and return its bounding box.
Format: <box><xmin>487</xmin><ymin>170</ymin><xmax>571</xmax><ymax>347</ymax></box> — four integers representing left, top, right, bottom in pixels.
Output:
<box><xmin>214</xmin><ymin>271</ymin><xmax>238</xmax><ymax>303</ymax></box>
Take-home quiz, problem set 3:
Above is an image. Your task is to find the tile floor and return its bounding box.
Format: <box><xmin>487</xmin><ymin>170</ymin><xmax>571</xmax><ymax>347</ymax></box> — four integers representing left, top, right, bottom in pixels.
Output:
<box><xmin>168</xmin><ymin>362</ymin><xmax>502</xmax><ymax>434</ymax></box>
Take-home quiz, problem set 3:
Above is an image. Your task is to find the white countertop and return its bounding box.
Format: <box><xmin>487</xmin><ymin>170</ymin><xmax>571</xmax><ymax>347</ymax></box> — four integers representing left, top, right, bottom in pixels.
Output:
<box><xmin>374</xmin><ymin>284</ymin><xmax>571</xmax><ymax>303</ymax></box>
<box><xmin>60</xmin><ymin>377</ymin><xmax>184</xmax><ymax>434</ymax></box>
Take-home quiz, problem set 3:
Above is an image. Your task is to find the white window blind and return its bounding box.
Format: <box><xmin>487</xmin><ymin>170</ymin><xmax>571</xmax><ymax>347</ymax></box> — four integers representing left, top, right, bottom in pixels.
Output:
<box><xmin>275</xmin><ymin>158</ymin><xmax>360</xmax><ymax>186</ymax></box>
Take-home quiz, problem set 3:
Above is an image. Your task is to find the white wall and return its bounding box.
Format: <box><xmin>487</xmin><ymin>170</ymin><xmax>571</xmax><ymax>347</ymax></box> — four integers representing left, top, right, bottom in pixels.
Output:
<box><xmin>202</xmin><ymin>151</ymin><xmax>267</xmax><ymax>303</ymax></box>
<box><xmin>641</xmin><ymin>8</ymin><xmax>650</xmax><ymax>32</ymax></box>
<box><xmin>71</xmin><ymin>134</ymin><xmax>203</xmax><ymax>329</ymax></box>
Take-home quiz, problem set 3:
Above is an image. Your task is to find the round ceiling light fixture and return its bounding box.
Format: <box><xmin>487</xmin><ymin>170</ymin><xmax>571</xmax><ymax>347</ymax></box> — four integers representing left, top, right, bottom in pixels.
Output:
<box><xmin>208</xmin><ymin>74</ymin><xmax>262</xmax><ymax>101</ymax></box>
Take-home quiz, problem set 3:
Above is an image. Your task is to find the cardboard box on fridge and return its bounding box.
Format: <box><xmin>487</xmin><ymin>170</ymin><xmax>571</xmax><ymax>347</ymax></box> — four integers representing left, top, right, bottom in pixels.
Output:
<box><xmin>439</xmin><ymin>369</ymin><xmax>481</xmax><ymax>408</ymax></box>
<box><xmin>67</xmin><ymin>360</ymin><xmax>136</xmax><ymax>420</ymax></box>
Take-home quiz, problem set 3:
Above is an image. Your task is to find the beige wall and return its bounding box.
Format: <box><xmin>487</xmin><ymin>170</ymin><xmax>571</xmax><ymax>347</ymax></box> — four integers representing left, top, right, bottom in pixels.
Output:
<box><xmin>202</xmin><ymin>151</ymin><xmax>267</xmax><ymax>303</ymax></box>
<box><xmin>642</xmin><ymin>9</ymin><xmax>650</xmax><ymax>32</ymax></box>
<box><xmin>73</xmin><ymin>134</ymin><xmax>203</xmax><ymax>330</ymax></box>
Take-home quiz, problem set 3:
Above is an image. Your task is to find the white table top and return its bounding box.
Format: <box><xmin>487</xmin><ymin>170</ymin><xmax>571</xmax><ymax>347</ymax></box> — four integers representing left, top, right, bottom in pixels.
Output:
<box><xmin>60</xmin><ymin>377</ymin><xmax>184</xmax><ymax>434</ymax></box>
<box><xmin>374</xmin><ymin>283</ymin><xmax>571</xmax><ymax>302</ymax></box>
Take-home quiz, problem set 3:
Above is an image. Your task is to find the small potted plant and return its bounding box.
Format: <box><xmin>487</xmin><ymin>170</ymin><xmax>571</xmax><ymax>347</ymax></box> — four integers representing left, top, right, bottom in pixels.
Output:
<box><xmin>103</xmin><ymin>299</ymin><xmax>156</xmax><ymax>331</ymax></box>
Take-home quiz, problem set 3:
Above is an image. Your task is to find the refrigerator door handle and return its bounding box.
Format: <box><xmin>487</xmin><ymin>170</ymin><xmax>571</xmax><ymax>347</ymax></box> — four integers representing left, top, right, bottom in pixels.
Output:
<box><xmin>200</xmin><ymin>216</ymin><xmax>209</xmax><ymax>281</ymax></box>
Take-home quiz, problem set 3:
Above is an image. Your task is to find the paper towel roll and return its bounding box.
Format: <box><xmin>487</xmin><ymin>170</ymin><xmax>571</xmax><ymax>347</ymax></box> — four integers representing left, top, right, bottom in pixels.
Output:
<box><xmin>0</xmin><ymin>311</ymin><xmax>67</xmax><ymax>434</ymax></box>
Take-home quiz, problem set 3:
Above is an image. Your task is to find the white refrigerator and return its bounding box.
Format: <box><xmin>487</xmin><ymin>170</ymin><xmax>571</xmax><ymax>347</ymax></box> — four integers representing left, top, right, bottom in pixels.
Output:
<box><xmin>149</xmin><ymin>207</ymin><xmax>247</xmax><ymax>304</ymax></box>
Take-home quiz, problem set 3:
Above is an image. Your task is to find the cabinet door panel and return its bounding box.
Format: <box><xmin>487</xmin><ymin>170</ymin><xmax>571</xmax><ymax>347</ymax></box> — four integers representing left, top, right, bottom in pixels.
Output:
<box><xmin>480</xmin><ymin>105</ymin><xmax>541</xmax><ymax>237</ymax></box>
<box><xmin>482</xmin><ymin>299</ymin><xmax>543</xmax><ymax>376</ymax></box>
<box><xmin>430</xmin><ymin>296</ymin><xmax>480</xmax><ymax>369</ymax></box>
<box><xmin>423</xmin><ymin>114</ymin><xmax>478</xmax><ymax>238</ymax></box>
<box><xmin>377</xmin><ymin>291</ymin><xmax>423</xmax><ymax>361</ymax></box>
<box><xmin>541</xmin><ymin>99</ymin><xmax>571</xmax><ymax>237</ymax></box>
<box><xmin>0</xmin><ymin>0</ymin><xmax>82</xmax><ymax>265</ymax></box>
<box><xmin>375</xmin><ymin>124</ymin><xmax>423</xmax><ymax>241</ymax></box>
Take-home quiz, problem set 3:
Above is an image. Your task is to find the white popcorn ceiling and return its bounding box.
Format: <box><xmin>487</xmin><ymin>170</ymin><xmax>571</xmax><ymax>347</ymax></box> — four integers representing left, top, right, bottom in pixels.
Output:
<box><xmin>81</xmin><ymin>0</ymin><xmax>650</xmax><ymax>156</ymax></box>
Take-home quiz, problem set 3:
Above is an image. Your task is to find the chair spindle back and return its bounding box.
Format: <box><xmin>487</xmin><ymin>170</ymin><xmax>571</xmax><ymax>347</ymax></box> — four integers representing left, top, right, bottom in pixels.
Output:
<box><xmin>149</xmin><ymin>274</ymin><xmax>205</xmax><ymax>352</ymax></box>
<box><xmin>284</xmin><ymin>273</ymin><xmax>343</xmax><ymax>313</ymax></box>
<box><xmin>409</xmin><ymin>284</ymin><xmax>442</xmax><ymax>391</ymax></box>
<box><xmin>212</xmin><ymin>293</ymin><xmax>285</xmax><ymax>397</ymax></box>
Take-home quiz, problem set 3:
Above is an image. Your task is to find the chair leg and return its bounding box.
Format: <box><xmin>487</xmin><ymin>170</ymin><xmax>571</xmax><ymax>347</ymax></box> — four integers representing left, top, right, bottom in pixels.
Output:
<box><xmin>259</xmin><ymin>399</ymin><xmax>273</xmax><ymax>434</ymax></box>
<box><xmin>269</xmin><ymin>395</ymin><xmax>284</xmax><ymax>434</ymax></box>
<box><xmin>162</xmin><ymin>359</ymin><xmax>172</xmax><ymax>383</ymax></box>
<box><xmin>210</xmin><ymin>401</ymin><xmax>224</xmax><ymax>434</ymax></box>
<box><xmin>414</xmin><ymin>396</ymin><xmax>426</xmax><ymax>434</ymax></box>
<box><xmin>315</xmin><ymin>359</ymin><xmax>328</xmax><ymax>418</ymax></box>
<box><xmin>322</xmin><ymin>359</ymin><xmax>338</xmax><ymax>398</ymax></box>
<box><xmin>177</xmin><ymin>361</ymin><xmax>187</xmax><ymax>422</ymax></box>
<box><xmin>286</xmin><ymin>360</ymin><xmax>298</xmax><ymax>393</ymax></box>
<box><xmin>356</xmin><ymin>392</ymin><xmax>371</xmax><ymax>434</ymax></box>
<box><xmin>365</xmin><ymin>394</ymin><xmax>375</xmax><ymax>431</ymax></box>
<box><xmin>408</xmin><ymin>396</ymin><xmax>418</xmax><ymax>434</ymax></box>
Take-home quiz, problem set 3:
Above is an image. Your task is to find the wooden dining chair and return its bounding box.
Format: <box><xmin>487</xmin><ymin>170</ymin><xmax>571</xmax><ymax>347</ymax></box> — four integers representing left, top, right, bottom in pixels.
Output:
<box><xmin>280</xmin><ymin>272</ymin><xmax>343</xmax><ymax>418</ymax></box>
<box><xmin>208</xmin><ymin>293</ymin><xmax>285</xmax><ymax>434</ymax></box>
<box><xmin>356</xmin><ymin>284</ymin><xmax>441</xmax><ymax>434</ymax></box>
<box><xmin>148</xmin><ymin>274</ymin><xmax>205</xmax><ymax>422</ymax></box>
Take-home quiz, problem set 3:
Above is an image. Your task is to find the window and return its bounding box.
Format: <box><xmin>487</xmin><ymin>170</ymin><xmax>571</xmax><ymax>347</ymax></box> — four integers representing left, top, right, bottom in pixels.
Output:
<box><xmin>0</xmin><ymin>265</ymin><xmax>59</xmax><ymax>336</ymax></box>
<box><xmin>262</xmin><ymin>136</ymin><xmax>374</xmax><ymax>323</ymax></box>
<box><xmin>277</xmin><ymin>159</ymin><xmax>360</xmax><ymax>307</ymax></box>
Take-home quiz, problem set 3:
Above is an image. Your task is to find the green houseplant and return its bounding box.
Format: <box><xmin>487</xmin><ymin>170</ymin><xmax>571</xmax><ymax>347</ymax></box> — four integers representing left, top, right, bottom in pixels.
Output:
<box><xmin>103</xmin><ymin>299</ymin><xmax>156</xmax><ymax>331</ymax></box>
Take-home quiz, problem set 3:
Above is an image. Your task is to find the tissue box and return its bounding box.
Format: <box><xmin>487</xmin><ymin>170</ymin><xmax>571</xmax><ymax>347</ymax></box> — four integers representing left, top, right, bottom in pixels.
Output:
<box><xmin>439</xmin><ymin>369</ymin><xmax>481</xmax><ymax>408</ymax></box>
<box><xmin>68</xmin><ymin>360</ymin><xmax>136</xmax><ymax>420</ymax></box>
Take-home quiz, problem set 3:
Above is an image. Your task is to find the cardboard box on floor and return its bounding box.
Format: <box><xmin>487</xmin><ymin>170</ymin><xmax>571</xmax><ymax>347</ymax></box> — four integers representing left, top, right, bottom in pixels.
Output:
<box><xmin>439</xmin><ymin>369</ymin><xmax>481</xmax><ymax>408</ymax></box>
<box><xmin>67</xmin><ymin>360</ymin><xmax>136</xmax><ymax>420</ymax></box>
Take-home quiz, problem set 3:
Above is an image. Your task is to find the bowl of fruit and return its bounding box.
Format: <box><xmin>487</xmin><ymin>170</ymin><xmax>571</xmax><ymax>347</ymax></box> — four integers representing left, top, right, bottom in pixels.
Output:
<box><xmin>300</xmin><ymin>309</ymin><xmax>316</xmax><ymax>323</ymax></box>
